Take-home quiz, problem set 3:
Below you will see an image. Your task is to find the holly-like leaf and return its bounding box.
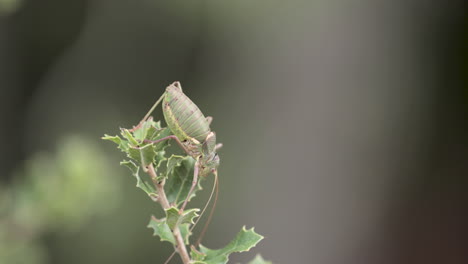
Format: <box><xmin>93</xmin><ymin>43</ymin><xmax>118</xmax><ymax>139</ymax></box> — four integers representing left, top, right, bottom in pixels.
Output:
<box><xmin>134</xmin><ymin>143</ymin><xmax>157</xmax><ymax>167</ymax></box>
<box><xmin>132</xmin><ymin>119</ymin><xmax>157</xmax><ymax>141</ymax></box>
<box><xmin>120</xmin><ymin>160</ymin><xmax>156</xmax><ymax>198</ymax></box>
<box><xmin>101</xmin><ymin>134</ymin><xmax>121</xmax><ymax>145</ymax></box>
<box><xmin>125</xmin><ymin>147</ymin><xmax>143</xmax><ymax>164</ymax></box>
<box><xmin>102</xmin><ymin>134</ymin><xmax>129</xmax><ymax>152</ymax></box>
<box><xmin>147</xmin><ymin>216</ymin><xmax>192</xmax><ymax>245</ymax></box>
<box><xmin>134</xmin><ymin>119</ymin><xmax>171</xmax><ymax>150</ymax></box>
<box><xmin>103</xmin><ymin>120</ymin><xmax>171</xmax><ymax>171</ymax></box>
<box><xmin>165</xmin><ymin>207</ymin><xmax>199</xmax><ymax>229</ymax></box>
<box><xmin>191</xmin><ymin>246</ymin><xmax>206</xmax><ymax>261</ymax></box>
<box><xmin>164</xmin><ymin>155</ymin><xmax>202</xmax><ymax>206</ymax></box>
<box><xmin>179</xmin><ymin>223</ymin><xmax>191</xmax><ymax>245</ymax></box>
<box><xmin>147</xmin><ymin>216</ymin><xmax>175</xmax><ymax>244</ymax></box>
<box><xmin>136</xmin><ymin>120</ymin><xmax>171</xmax><ymax>168</ymax></box>
<box><xmin>247</xmin><ymin>255</ymin><xmax>272</xmax><ymax>264</ymax></box>
<box><xmin>195</xmin><ymin>226</ymin><xmax>264</xmax><ymax>264</ymax></box>
<box><xmin>121</xmin><ymin>129</ymin><xmax>139</xmax><ymax>146</ymax></box>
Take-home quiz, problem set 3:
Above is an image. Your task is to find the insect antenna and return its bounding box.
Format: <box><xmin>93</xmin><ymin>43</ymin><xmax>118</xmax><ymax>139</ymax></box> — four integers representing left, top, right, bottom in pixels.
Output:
<box><xmin>195</xmin><ymin>171</ymin><xmax>219</xmax><ymax>247</ymax></box>
<box><xmin>141</xmin><ymin>92</ymin><xmax>165</xmax><ymax>123</ymax></box>
<box><xmin>163</xmin><ymin>251</ymin><xmax>176</xmax><ymax>264</ymax></box>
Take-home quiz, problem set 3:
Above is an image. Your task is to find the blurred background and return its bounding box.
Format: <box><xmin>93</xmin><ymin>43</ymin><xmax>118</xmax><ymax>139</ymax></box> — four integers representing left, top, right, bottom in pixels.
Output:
<box><xmin>0</xmin><ymin>0</ymin><xmax>467</xmax><ymax>263</ymax></box>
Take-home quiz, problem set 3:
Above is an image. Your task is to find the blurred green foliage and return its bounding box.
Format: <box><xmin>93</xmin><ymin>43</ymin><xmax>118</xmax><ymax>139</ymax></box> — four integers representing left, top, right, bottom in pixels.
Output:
<box><xmin>0</xmin><ymin>0</ymin><xmax>21</xmax><ymax>15</ymax></box>
<box><xmin>0</xmin><ymin>136</ymin><xmax>120</xmax><ymax>264</ymax></box>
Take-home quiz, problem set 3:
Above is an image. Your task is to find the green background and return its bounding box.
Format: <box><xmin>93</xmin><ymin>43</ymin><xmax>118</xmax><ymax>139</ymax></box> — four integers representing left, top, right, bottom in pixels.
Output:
<box><xmin>0</xmin><ymin>1</ymin><xmax>467</xmax><ymax>263</ymax></box>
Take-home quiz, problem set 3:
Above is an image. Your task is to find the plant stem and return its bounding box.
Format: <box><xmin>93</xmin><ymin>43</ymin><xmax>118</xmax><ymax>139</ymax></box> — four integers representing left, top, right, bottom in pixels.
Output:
<box><xmin>147</xmin><ymin>164</ymin><xmax>191</xmax><ymax>264</ymax></box>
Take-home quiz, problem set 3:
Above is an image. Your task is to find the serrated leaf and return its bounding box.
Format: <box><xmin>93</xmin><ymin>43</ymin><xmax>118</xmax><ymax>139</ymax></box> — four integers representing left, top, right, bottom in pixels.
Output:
<box><xmin>126</xmin><ymin>143</ymin><xmax>158</xmax><ymax>168</ymax></box>
<box><xmin>178</xmin><ymin>208</ymin><xmax>199</xmax><ymax>226</ymax></box>
<box><xmin>102</xmin><ymin>134</ymin><xmax>121</xmax><ymax>145</ymax></box>
<box><xmin>179</xmin><ymin>223</ymin><xmax>191</xmax><ymax>245</ymax></box>
<box><xmin>126</xmin><ymin>147</ymin><xmax>141</xmax><ymax>162</ymax></box>
<box><xmin>147</xmin><ymin>217</ymin><xmax>192</xmax><ymax>246</ymax></box>
<box><xmin>154</xmin><ymin>151</ymin><xmax>167</xmax><ymax>171</ymax></box>
<box><xmin>165</xmin><ymin>207</ymin><xmax>199</xmax><ymax>229</ymax></box>
<box><xmin>197</xmin><ymin>226</ymin><xmax>264</xmax><ymax>264</ymax></box>
<box><xmin>191</xmin><ymin>245</ymin><xmax>206</xmax><ymax>261</ymax></box>
<box><xmin>153</xmin><ymin>120</ymin><xmax>162</xmax><ymax>129</ymax></box>
<box><xmin>164</xmin><ymin>155</ymin><xmax>202</xmax><ymax>206</ymax></box>
<box><xmin>123</xmin><ymin>129</ymin><xmax>140</xmax><ymax>147</ymax></box>
<box><xmin>132</xmin><ymin>119</ymin><xmax>156</xmax><ymax>141</ymax></box>
<box><xmin>120</xmin><ymin>160</ymin><xmax>156</xmax><ymax>198</ymax></box>
<box><xmin>147</xmin><ymin>216</ymin><xmax>175</xmax><ymax>244</ymax></box>
<box><xmin>102</xmin><ymin>134</ymin><xmax>129</xmax><ymax>152</ymax></box>
<box><xmin>136</xmin><ymin>143</ymin><xmax>157</xmax><ymax>167</ymax></box>
<box><xmin>105</xmin><ymin>121</ymin><xmax>170</xmax><ymax>170</ymax></box>
<box><xmin>121</xmin><ymin>129</ymin><xmax>139</xmax><ymax>146</ymax></box>
<box><xmin>151</xmin><ymin>127</ymin><xmax>171</xmax><ymax>168</ymax></box>
<box><xmin>247</xmin><ymin>255</ymin><xmax>272</xmax><ymax>264</ymax></box>
<box><xmin>126</xmin><ymin>145</ymin><xmax>158</xmax><ymax>168</ymax></box>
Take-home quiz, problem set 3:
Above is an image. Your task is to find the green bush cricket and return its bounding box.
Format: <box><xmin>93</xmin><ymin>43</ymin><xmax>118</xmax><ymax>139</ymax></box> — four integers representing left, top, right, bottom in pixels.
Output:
<box><xmin>136</xmin><ymin>82</ymin><xmax>222</xmax><ymax>250</ymax></box>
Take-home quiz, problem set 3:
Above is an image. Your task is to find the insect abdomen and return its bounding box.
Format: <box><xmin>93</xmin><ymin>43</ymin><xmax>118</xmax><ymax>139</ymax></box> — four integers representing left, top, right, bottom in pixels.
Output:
<box><xmin>163</xmin><ymin>83</ymin><xmax>210</xmax><ymax>143</ymax></box>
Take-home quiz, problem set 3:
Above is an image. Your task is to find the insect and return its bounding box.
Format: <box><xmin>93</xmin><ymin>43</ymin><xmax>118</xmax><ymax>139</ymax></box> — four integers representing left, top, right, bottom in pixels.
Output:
<box><xmin>139</xmin><ymin>81</ymin><xmax>222</xmax><ymax>213</ymax></box>
<box><xmin>131</xmin><ymin>82</ymin><xmax>221</xmax><ymax>263</ymax></box>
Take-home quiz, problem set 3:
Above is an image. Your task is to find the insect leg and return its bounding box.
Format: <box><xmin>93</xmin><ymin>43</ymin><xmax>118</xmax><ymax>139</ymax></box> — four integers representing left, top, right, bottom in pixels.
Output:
<box><xmin>144</xmin><ymin>135</ymin><xmax>190</xmax><ymax>155</ymax></box>
<box><xmin>180</xmin><ymin>159</ymin><xmax>199</xmax><ymax>213</ymax></box>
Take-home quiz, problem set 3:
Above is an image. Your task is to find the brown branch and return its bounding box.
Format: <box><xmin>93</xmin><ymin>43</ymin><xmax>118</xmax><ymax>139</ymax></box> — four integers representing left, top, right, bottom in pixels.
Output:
<box><xmin>147</xmin><ymin>164</ymin><xmax>191</xmax><ymax>264</ymax></box>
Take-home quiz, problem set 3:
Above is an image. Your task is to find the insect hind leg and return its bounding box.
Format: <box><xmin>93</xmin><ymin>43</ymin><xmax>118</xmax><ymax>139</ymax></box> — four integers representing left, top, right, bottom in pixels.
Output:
<box><xmin>144</xmin><ymin>135</ymin><xmax>191</xmax><ymax>155</ymax></box>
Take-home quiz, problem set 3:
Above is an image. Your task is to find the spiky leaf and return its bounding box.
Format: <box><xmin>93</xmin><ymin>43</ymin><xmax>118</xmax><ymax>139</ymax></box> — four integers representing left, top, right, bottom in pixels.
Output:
<box><xmin>191</xmin><ymin>246</ymin><xmax>206</xmax><ymax>261</ymax></box>
<box><xmin>147</xmin><ymin>216</ymin><xmax>192</xmax><ymax>245</ymax></box>
<box><xmin>178</xmin><ymin>223</ymin><xmax>191</xmax><ymax>245</ymax></box>
<box><xmin>132</xmin><ymin>119</ymin><xmax>157</xmax><ymax>141</ymax></box>
<box><xmin>165</xmin><ymin>207</ymin><xmax>199</xmax><ymax>229</ymax></box>
<box><xmin>102</xmin><ymin>134</ymin><xmax>129</xmax><ymax>152</ymax></box>
<box><xmin>121</xmin><ymin>129</ymin><xmax>139</xmax><ymax>146</ymax></box>
<box><xmin>195</xmin><ymin>227</ymin><xmax>264</xmax><ymax>264</ymax></box>
<box><xmin>135</xmin><ymin>143</ymin><xmax>157</xmax><ymax>167</ymax></box>
<box><xmin>104</xmin><ymin>120</ymin><xmax>172</xmax><ymax>194</ymax></box>
<box><xmin>147</xmin><ymin>216</ymin><xmax>175</xmax><ymax>244</ymax></box>
<box><xmin>105</xmin><ymin>120</ymin><xmax>171</xmax><ymax>167</ymax></box>
<box><xmin>120</xmin><ymin>160</ymin><xmax>156</xmax><ymax>198</ymax></box>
